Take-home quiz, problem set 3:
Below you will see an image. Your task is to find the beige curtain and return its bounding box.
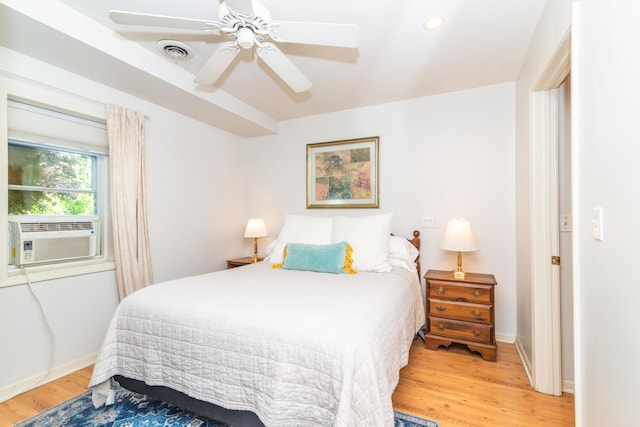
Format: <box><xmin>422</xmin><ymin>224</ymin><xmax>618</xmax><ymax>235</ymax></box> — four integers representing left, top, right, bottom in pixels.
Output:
<box><xmin>106</xmin><ymin>104</ymin><xmax>153</xmax><ymax>300</ymax></box>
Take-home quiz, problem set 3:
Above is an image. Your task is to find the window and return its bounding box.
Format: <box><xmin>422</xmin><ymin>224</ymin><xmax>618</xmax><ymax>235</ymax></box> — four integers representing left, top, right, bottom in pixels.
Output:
<box><xmin>2</xmin><ymin>97</ymin><xmax>113</xmax><ymax>278</ymax></box>
<box><xmin>8</xmin><ymin>140</ymin><xmax>98</xmax><ymax>216</ymax></box>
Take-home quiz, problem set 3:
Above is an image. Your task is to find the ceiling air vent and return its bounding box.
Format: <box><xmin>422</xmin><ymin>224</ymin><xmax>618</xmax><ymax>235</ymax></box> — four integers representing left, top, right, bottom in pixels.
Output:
<box><xmin>157</xmin><ymin>40</ymin><xmax>194</xmax><ymax>63</ymax></box>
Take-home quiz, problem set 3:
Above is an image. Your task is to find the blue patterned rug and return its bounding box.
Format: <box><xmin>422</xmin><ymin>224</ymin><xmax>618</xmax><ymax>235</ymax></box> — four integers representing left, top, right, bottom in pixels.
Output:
<box><xmin>15</xmin><ymin>388</ymin><xmax>439</xmax><ymax>427</ymax></box>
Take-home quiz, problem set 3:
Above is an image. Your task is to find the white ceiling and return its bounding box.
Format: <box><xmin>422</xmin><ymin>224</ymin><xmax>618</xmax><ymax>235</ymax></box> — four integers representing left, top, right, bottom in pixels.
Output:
<box><xmin>0</xmin><ymin>0</ymin><xmax>546</xmax><ymax>137</ymax></box>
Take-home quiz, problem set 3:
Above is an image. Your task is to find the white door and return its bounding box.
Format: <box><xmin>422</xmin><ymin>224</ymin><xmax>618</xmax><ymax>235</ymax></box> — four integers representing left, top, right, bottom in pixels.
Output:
<box><xmin>557</xmin><ymin>76</ymin><xmax>574</xmax><ymax>393</ymax></box>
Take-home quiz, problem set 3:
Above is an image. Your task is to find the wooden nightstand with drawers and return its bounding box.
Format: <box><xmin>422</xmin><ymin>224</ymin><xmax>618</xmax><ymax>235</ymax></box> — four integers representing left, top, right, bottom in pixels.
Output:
<box><xmin>424</xmin><ymin>269</ymin><xmax>498</xmax><ymax>361</ymax></box>
<box><xmin>226</xmin><ymin>257</ymin><xmax>263</xmax><ymax>269</ymax></box>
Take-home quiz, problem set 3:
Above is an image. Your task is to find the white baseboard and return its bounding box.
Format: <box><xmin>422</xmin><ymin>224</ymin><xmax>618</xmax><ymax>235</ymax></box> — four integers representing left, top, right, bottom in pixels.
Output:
<box><xmin>0</xmin><ymin>353</ymin><xmax>97</xmax><ymax>403</ymax></box>
<box><xmin>512</xmin><ymin>336</ymin><xmax>575</xmax><ymax>395</ymax></box>
<box><xmin>562</xmin><ymin>379</ymin><xmax>575</xmax><ymax>394</ymax></box>
<box><xmin>496</xmin><ymin>332</ymin><xmax>516</xmax><ymax>344</ymax></box>
<box><xmin>514</xmin><ymin>335</ymin><xmax>534</xmax><ymax>386</ymax></box>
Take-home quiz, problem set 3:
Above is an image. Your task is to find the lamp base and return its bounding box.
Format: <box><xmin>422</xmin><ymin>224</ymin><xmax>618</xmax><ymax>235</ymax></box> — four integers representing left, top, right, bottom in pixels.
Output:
<box><xmin>251</xmin><ymin>237</ymin><xmax>259</xmax><ymax>263</ymax></box>
<box><xmin>453</xmin><ymin>251</ymin><xmax>466</xmax><ymax>279</ymax></box>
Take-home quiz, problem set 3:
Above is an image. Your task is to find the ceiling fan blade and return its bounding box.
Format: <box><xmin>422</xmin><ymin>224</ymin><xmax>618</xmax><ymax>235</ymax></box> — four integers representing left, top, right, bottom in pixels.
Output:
<box><xmin>224</xmin><ymin>0</ymin><xmax>254</xmax><ymax>16</ymax></box>
<box><xmin>109</xmin><ymin>10</ymin><xmax>219</xmax><ymax>32</ymax></box>
<box><xmin>257</xmin><ymin>42</ymin><xmax>312</xmax><ymax>93</ymax></box>
<box><xmin>194</xmin><ymin>42</ymin><xmax>240</xmax><ymax>85</ymax></box>
<box><xmin>271</xmin><ymin>22</ymin><xmax>359</xmax><ymax>48</ymax></box>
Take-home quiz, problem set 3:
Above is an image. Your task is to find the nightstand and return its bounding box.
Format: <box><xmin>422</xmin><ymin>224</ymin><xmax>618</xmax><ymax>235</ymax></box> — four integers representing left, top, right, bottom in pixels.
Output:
<box><xmin>226</xmin><ymin>257</ymin><xmax>263</xmax><ymax>269</ymax></box>
<box><xmin>424</xmin><ymin>269</ymin><xmax>498</xmax><ymax>361</ymax></box>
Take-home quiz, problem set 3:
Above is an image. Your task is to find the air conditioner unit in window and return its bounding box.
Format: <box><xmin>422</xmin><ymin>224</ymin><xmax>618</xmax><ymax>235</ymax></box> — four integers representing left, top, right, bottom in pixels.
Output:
<box><xmin>9</xmin><ymin>215</ymin><xmax>100</xmax><ymax>266</ymax></box>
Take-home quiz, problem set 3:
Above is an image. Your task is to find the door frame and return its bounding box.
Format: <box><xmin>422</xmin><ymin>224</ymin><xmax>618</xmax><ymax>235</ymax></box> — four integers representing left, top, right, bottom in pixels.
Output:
<box><xmin>529</xmin><ymin>29</ymin><xmax>571</xmax><ymax>396</ymax></box>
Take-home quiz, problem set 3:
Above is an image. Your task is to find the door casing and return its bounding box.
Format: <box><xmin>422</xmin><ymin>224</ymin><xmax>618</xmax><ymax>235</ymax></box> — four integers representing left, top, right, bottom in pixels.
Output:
<box><xmin>528</xmin><ymin>29</ymin><xmax>571</xmax><ymax>396</ymax></box>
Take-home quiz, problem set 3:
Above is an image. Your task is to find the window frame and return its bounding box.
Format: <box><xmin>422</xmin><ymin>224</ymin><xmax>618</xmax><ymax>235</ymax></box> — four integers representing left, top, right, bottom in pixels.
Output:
<box><xmin>8</xmin><ymin>138</ymin><xmax>100</xmax><ymax>215</ymax></box>
<box><xmin>1</xmin><ymin>86</ymin><xmax>115</xmax><ymax>288</ymax></box>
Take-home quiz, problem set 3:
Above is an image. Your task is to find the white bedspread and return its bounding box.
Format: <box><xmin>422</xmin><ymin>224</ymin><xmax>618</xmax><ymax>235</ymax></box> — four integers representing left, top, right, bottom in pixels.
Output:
<box><xmin>89</xmin><ymin>262</ymin><xmax>424</xmax><ymax>427</ymax></box>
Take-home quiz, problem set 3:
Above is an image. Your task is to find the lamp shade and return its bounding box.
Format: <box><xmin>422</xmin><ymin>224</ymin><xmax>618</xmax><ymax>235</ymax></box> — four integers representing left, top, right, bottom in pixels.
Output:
<box><xmin>439</xmin><ymin>218</ymin><xmax>479</xmax><ymax>252</ymax></box>
<box><xmin>244</xmin><ymin>218</ymin><xmax>268</xmax><ymax>238</ymax></box>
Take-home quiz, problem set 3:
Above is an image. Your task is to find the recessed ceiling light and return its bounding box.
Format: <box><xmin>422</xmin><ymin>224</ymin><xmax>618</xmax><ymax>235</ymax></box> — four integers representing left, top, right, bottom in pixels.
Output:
<box><xmin>423</xmin><ymin>16</ymin><xmax>445</xmax><ymax>31</ymax></box>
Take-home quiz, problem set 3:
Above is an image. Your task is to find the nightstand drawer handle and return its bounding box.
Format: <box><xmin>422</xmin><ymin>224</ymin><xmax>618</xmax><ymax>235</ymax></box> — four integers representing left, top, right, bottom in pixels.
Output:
<box><xmin>472</xmin><ymin>310</ymin><xmax>484</xmax><ymax>319</ymax></box>
<box><xmin>436</xmin><ymin>323</ymin><xmax>446</xmax><ymax>331</ymax></box>
<box><xmin>472</xmin><ymin>290</ymin><xmax>484</xmax><ymax>298</ymax></box>
<box><xmin>436</xmin><ymin>287</ymin><xmax>446</xmax><ymax>295</ymax></box>
<box><xmin>472</xmin><ymin>330</ymin><xmax>484</xmax><ymax>338</ymax></box>
<box><xmin>436</xmin><ymin>306</ymin><xmax>447</xmax><ymax>312</ymax></box>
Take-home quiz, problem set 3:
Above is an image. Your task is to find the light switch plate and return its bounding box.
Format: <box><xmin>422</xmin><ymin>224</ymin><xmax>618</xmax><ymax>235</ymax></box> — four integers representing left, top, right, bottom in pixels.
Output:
<box><xmin>592</xmin><ymin>207</ymin><xmax>603</xmax><ymax>241</ymax></box>
<box><xmin>560</xmin><ymin>214</ymin><xmax>572</xmax><ymax>232</ymax></box>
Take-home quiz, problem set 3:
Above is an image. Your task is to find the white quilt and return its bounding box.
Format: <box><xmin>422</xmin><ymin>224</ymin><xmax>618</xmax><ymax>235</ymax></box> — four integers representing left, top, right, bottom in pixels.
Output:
<box><xmin>89</xmin><ymin>262</ymin><xmax>424</xmax><ymax>427</ymax></box>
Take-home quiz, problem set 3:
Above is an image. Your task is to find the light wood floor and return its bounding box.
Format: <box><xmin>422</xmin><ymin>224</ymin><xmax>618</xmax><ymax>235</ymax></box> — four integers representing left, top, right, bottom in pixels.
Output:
<box><xmin>393</xmin><ymin>340</ymin><xmax>574</xmax><ymax>426</ymax></box>
<box><xmin>0</xmin><ymin>340</ymin><xmax>574</xmax><ymax>426</ymax></box>
<box><xmin>0</xmin><ymin>365</ymin><xmax>94</xmax><ymax>427</ymax></box>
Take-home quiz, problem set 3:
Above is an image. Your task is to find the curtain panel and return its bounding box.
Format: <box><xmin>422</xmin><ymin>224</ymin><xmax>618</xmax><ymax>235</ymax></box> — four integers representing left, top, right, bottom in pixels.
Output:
<box><xmin>106</xmin><ymin>104</ymin><xmax>153</xmax><ymax>299</ymax></box>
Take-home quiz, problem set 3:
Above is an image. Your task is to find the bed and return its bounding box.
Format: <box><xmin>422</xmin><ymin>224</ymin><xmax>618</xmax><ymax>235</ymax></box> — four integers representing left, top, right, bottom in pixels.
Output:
<box><xmin>89</xmin><ymin>214</ymin><xmax>424</xmax><ymax>427</ymax></box>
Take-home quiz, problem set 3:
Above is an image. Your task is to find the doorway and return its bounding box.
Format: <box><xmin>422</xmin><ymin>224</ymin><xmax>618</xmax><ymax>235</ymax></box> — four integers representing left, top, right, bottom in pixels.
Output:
<box><xmin>529</xmin><ymin>29</ymin><xmax>571</xmax><ymax>396</ymax></box>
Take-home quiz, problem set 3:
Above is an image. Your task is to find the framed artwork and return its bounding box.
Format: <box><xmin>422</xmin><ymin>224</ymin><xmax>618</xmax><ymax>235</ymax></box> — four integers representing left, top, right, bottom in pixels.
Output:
<box><xmin>306</xmin><ymin>136</ymin><xmax>379</xmax><ymax>209</ymax></box>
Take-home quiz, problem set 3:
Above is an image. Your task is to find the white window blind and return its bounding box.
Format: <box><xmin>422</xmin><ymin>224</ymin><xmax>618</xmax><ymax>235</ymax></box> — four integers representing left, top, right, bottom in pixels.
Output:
<box><xmin>7</xmin><ymin>99</ymin><xmax>108</xmax><ymax>154</ymax></box>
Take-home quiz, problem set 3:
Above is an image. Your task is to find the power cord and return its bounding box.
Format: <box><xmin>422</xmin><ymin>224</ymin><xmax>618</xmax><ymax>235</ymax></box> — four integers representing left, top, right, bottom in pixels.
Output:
<box><xmin>5</xmin><ymin>268</ymin><xmax>57</xmax><ymax>401</ymax></box>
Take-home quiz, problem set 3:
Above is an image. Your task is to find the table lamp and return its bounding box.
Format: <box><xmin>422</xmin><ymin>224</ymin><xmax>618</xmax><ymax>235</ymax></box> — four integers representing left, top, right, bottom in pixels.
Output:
<box><xmin>244</xmin><ymin>218</ymin><xmax>268</xmax><ymax>263</ymax></box>
<box><xmin>439</xmin><ymin>217</ymin><xmax>479</xmax><ymax>279</ymax></box>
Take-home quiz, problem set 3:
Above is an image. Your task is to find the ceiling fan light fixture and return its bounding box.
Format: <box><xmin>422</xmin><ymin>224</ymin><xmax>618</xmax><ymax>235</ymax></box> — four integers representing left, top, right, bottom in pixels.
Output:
<box><xmin>423</xmin><ymin>16</ymin><xmax>446</xmax><ymax>31</ymax></box>
<box><xmin>237</xmin><ymin>27</ymin><xmax>255</xmax><ymax>49</ymax></box>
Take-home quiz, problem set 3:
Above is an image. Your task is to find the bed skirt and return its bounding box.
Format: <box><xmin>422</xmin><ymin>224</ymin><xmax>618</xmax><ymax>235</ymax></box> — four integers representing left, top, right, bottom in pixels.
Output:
<box><xmin>114</xmin><ymin>375</ymin><xmax>265</xmax><ymax>427</ymax></box>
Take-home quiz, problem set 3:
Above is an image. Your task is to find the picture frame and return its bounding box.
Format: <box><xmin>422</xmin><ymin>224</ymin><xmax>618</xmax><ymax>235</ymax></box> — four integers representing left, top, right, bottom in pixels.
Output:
<box><xmin>306</xmin><ymin>136</ymin><xmax>379</xmax><ymax>209</ymax></box>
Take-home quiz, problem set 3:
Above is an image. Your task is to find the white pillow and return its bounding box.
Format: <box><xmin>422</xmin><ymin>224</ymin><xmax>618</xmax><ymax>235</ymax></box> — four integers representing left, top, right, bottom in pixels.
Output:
<box><xmin>388</xmin><ymin>235</ymin><xmax>420</xmax><ymax>274</ymax></box>
<box><xmin>331</xmin><ymin>213</ymin><xmax>393</xmax><ymax>272</ymax></box>
<box><xmin>265</xmin><ymin>214</ymin><xmax>333</xmax><ymax>264</ymax></box>
<box><xmin>264</xmin><ymin>239</ymin><xmax>278</xmax><ymax>257</ymax></box>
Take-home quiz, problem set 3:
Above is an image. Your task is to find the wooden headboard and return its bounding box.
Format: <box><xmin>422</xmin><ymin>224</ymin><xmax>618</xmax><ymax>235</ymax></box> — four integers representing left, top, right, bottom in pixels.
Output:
<box><xmin>408</xmin><ymin>230</ymin><xmax>421</xmax><ymax>279</ymax></box>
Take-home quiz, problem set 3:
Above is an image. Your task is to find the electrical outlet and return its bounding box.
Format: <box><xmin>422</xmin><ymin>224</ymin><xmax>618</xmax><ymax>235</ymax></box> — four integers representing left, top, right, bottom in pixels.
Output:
<box><xmin>421</xmin><ymin>216</ymin><xmax>439</xmax><ymax>228</ymax></box>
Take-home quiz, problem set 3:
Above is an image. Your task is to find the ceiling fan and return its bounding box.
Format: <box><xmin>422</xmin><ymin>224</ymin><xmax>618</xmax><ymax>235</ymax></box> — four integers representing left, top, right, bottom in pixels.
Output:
<box><xmin>109</xmin><ymin>0</ymin><xmax>359</xmax><ymax>93</ymax></box>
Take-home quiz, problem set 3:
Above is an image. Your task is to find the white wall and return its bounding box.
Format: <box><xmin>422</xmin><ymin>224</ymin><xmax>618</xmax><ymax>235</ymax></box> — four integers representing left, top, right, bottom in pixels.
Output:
<box><xmin>514</xmin><ymin>0</ymin><xmax>572</xmax><ymax>370</ymax></box>
<box><xmin>243</xmin><ymin>82</ymin><xmax>518</xmax><ymax>340</ymax></box>
<box><xmin>0</xmin><ymin>271</ymin><xmax>118</xmax><ymax>397</ymax></box>
<box><xmin>0</xmin><ymin>48</ymin><xmax>247</xmax><ymax>399</ymax></box>
<box><xmin>144</xmin><ymin>107</ymin><xmax>248</xmax><ymax>280</ymax></box>
<box><xmin>572</xmin><ymin>1</ymin><xmax>640</xmax><ymax>425</ymax></box>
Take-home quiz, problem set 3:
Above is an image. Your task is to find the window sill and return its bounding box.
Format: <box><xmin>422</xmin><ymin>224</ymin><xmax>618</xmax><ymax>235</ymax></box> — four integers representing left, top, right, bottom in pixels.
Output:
<box><xmin>2</xmin><ymin>258</ymin><xmax>116</xmax><ymax>288</ymax></box>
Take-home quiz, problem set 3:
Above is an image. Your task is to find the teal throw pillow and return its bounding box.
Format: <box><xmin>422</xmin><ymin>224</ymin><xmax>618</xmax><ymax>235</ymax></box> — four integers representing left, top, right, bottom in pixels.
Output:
<box><xmin>277</xmin><ymin>241</ymin><xmax>356</xmax><ymax>274</ymax></box>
